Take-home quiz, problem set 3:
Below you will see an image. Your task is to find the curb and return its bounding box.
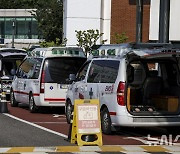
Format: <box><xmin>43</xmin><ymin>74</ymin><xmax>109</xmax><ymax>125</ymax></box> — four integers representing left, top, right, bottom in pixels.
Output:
<box><xmin>0</xmin><ymin>145</ymin><xmax>180</xmax><ymax>153</ymax></box>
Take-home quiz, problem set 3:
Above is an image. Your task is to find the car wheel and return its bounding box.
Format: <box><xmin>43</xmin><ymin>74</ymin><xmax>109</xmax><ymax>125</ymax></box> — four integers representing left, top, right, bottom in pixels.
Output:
<box><xmin>65</xmin><ymin>100</ymin><xmax>72</xmax><ymax>124</ymax></box>
<box><xmin>29</xmin><ymin>94</ymin><xmax>38</xmax><ymax>113</ymax></box>
<box><xmin>10</xmin><ymin>90</ymin><xmax>18</xmax><ymax>107</ymax></box>
<box><xmin>101</xmin><ymin>107</ymin><xmax>112</xmax><ymax>135</ymax></box>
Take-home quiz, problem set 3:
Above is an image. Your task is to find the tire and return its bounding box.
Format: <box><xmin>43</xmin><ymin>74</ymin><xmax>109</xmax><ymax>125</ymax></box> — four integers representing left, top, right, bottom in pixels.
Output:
<box><xmin>10</xmin><ymin>90</ymin><xmax>18</xmax><ymax>107</ymax></box>
<box><xmin>65</xmin><ymin>100</ymin><xmax>73</xmax><ymax>124</ymax></box>
<box><xmin>29</xmin><ymin>94</ymin><xmax>38</xmax><ymax>113</ymax></box>
<box><xmin>101</xmin><ymin>108</ymin><xmax>112</xmax><ymax>135</ymax></box>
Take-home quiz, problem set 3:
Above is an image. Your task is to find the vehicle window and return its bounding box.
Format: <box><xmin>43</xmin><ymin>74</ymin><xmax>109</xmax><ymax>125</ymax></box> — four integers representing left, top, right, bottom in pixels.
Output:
<box><xmin>76</xmin><ymin>61</ymin><xmax>90</xmax><ymax>81</ymax></box>
<box><xmin>0</xmin><ymin>59</ymin><xmax>24</xmax><ymax>77</ymax></box>
<box><xmin>17</xmin><ymin>59</ymin><xmax>32</xmax><ymax>78</ymax></box>
<box><xmin>30</xmin><ymin>58</ymin><xmax>42</xmax><ymax>79</ymax></box>
<box><xmin>130</xmin><ymin>61</ymin><xmax>146</xmax><ymax>85</ymax></box>
<box><xmin>17</xmin><ymin>58</ymin><xmax>42</xmax><ymax>79</ymax></box>
<box><xmin>87</xmin><ymin>60</ymin><xmax>119</xmax><ymax>83</ymax></box>
<box><xmin>32</xmin><ymin>63</ymin><xmax>41</xmax><ymax>79</ymax></box>
<box><xmin>147</xmin><ymin>62</ymin><xmax>159</xmax><ymax>77</ymax></box>
<box><xmin>165</xmin><ymin>62</ymin><xmax>179</xmax><ymax>86</ymax></box>
<box><xmin>44</xmin><ymin>57</ymin><xmax>86</xmax><ymax>83</ymax></box>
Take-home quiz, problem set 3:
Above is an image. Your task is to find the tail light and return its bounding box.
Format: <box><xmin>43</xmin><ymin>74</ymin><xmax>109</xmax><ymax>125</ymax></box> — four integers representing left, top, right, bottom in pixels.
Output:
<box><xmin>117</xmin><ymin>81</ymin><xmax>125</xmax><ymax>106</ymax></box>
<box><xmin>40</xmin><ymin>70</ymin><xmax>45</xmax><ymax>93</ymax></box>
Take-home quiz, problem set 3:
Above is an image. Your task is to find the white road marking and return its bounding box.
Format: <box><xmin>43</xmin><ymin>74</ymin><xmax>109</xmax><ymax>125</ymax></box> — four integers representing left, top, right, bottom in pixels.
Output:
<box><xmin>34</xmin><ymin>147</ymin><xmax>56</xmax><ymax>152</ymax></box>
<box><xmin>125</xmin><ymin>137</ymin><xmax>150</xmax><ymax>145</ymax></box>
<box><xmin>52</xmin><ymin>114</ymin><xmax>66</xmax><ymax>118</ymax></box>
<box><xmin>0</xmin><ymin>148</ymin><xmax>11</xmax><ymax>153</ymax></box>
<box><xmin>80</xmin><ymin>146</ymin><xmax>101</xmax><ymax>152</ymax></box>
<box><xmin>122</xmin><ymin>145</ymin><xmax>145</xmax><ymax>152</ymax></box>
<box><xmin>165</xmin><ymin>146</ymin><xmax>180</xmax><ymax>152</ymax></box>
<box><xmin>4</xmin><ymin>113</ymin><xmax>68</xmax><ymax>138</ymax></box>
<box><xmin>125</xmin><ymin>136</ymin><xmax>180</xmax><ymax>146</ymax></box>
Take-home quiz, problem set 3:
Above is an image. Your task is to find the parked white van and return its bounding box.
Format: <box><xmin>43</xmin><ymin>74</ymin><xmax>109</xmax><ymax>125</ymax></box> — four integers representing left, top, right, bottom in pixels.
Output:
<box><xmin>66</xmin><ymin>43</ymin><xmax>180</xmax><ymax>134</ymax></box>
<box><xmin>11</xmin><ymin>47</ymin><xmax>86</xmax><ymax>112</ymax></box>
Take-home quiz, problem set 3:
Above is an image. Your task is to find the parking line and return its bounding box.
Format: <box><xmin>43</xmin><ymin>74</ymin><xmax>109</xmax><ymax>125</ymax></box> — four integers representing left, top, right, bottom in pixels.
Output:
<box><xmin>4</xmin><ymin>113</ymin><xmax>68</xmax><ymax>138</ymax></box>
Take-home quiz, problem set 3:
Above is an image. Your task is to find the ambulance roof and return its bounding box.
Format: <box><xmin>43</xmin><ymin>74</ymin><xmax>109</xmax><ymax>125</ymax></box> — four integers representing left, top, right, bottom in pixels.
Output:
<box><xmin>30</xmin><ymin>47</ymin><xmax>86</xmax><ymax>58</ymax></box>
<box><xmin>90</xmin><ymin>43</ymin><xmax>180</xmax><ymax>59</ymax></box>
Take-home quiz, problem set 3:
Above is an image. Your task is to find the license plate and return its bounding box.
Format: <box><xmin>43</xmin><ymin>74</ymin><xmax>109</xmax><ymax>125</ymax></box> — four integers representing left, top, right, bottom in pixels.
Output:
<box><xmin>6</xmin><ymin>89</ymin><xmax>10</xmax><ymax>93</ymax></box>
<box><xmin>60</xmin><ymin>84</ymin><xmax>68</xmax><ymax>89</ymax></box>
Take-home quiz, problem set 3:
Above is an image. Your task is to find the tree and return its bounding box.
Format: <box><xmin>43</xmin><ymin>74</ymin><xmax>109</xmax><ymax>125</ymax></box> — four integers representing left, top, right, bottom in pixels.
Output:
<box><xmin>0</xmin><ymin>0</ymin><xmax>64</xmax><ymax>44</ymax></box>
<box><xmin>0</xmin><ymin>0</ymin><xmax>36</xmax><ymax>9</ymax></box>
<box><xmin>32</xmin><ymin>0</ymin><xmax>63</xmax><ymax>44</ymax></box>
<box><xmin>75</xmin><ymin>29</ymin><xmax>107</xmax><ymax>56</ymax></box>
<box><xmin>112</xmin><ymin>32</ymin><xmax>128</xmax><ymax>44</ymax></box>
<box><xmin>40</xmin><ymin>38</ymin><xmax>67</xmax><ymax>47</ymax></box>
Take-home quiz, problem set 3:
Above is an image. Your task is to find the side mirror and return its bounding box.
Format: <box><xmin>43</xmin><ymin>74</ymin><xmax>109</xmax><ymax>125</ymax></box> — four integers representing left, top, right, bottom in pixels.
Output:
<box><xmin>10</xmin><ymin>69</ymin><xmax>16</xmax><ymax>76</ymax></box>
<box><xmin>69</xmin><ymin>74</ymin><xmax>76</xmax><ymax>81</ymax></box>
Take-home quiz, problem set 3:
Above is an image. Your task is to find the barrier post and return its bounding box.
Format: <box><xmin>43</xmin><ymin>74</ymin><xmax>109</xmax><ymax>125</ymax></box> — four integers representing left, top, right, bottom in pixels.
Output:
<box><xmin>0</xmin><ymin>91</ymin><xmax>8</xmax><ymax>113</ymax></box>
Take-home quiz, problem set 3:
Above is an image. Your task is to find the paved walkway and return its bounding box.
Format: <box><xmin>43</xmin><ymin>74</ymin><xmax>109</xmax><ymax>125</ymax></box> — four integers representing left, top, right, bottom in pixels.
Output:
<box><xmin>0</xmin><ymin>145</ymin><xmax>180</xmax><ymax>153</ymax></box>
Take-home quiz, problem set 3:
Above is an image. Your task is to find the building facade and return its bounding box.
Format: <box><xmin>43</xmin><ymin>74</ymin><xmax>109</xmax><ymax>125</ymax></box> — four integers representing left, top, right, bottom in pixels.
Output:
<box><xmin>63</xmin><ymin>0</ymin><xmax>111</xmax><ymax>45</ymax></box>
<box><xmin>0</xmin><ymin>9</ymin><xmax>42</xmax><ymax>48</ymax></box>
<box><xmin>63</xmin><ymin>0</ymin><xmax>151</xmax><ymax>46</ymax></box>
<box><xmin>149</xmin><ymin>0</ymin><xmax>180</xmax><ymax>42</ymax></box>
<box><xmin>111</xmin><ymin>0</ymin><xmax>150</xmax><ymax>43</ymax></box>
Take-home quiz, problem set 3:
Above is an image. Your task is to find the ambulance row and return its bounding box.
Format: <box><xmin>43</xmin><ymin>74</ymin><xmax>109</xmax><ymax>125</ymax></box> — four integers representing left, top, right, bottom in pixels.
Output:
<box><xmin>9</xmin><ymin>43</ymin><xmax>180</xmax><ymax>134</ymax></box>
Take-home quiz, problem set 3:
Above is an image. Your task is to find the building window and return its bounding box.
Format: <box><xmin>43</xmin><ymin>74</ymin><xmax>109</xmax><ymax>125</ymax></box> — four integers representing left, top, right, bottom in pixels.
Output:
<box><xmin>0</xmin><ymin>17</ymin><xmax>42</xmax><ymax>39</ymax></box>
<box><xmin>5</xmin><ymin>18</ymin><xmax>13</xmax><ymax>39</ymax></box>
<box><xmin>31</xmin><ymin>18</ymin><xmax>38</xmax><ymax>39</ymax></box>
<box><xmin>0</xmin><ymin>18</ymin><xmax>5</xmax><ymax>38</ymax></box>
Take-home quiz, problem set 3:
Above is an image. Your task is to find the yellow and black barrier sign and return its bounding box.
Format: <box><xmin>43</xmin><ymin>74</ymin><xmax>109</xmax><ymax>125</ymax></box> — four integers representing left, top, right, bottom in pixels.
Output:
<box><xmin>71</xmin><ymin>99</ymin><xmax>103</xmax><ymax>146</ymax></box>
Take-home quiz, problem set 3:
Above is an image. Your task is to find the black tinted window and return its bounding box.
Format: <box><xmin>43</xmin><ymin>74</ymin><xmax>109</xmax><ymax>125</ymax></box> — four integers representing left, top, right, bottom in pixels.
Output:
<box><xmin>165</xmin><ymin>62</ymin><xmax>179</xmax><ymax>86</ymax></box>
<box><xmin>87</xmin><ymin>60</ymin><xmax>119</xmax><ymax>83</ymax></box>
<box><xmin>44</xmin><ymin>57</ymin><xmax>86</xmax><ymax>83</ymax></box>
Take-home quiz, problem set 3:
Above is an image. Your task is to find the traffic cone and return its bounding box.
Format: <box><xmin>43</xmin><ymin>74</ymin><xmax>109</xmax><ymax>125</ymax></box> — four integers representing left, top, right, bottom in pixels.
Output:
<box><xmin>0</xmin><ymin>92</ymin><xmax>8</xmax><ymax>113</ymax></box>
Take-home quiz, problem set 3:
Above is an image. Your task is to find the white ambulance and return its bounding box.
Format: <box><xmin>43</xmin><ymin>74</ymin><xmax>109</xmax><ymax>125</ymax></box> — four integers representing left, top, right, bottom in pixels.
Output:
<box><xmin>11</xmin><ymin>47</ymin><xmax>86</xmax><ymax>112</ymax></box>
<box><xmin>66</xmin><ymin>43</ymin><xmax>180</xmax><ymax>134</ymax></box>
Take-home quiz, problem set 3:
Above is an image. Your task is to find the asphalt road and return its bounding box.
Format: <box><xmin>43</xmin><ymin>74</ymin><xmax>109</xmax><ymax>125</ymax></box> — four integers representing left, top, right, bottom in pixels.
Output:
<box><xmin>0</xmin><ymin>114</ymin><xmax>71</xmax><ymax>147</ymax></box>
<box><xmin>3</xmin><ymin>103</ymin><xmax>180</xmax><ymax>147</ymax></box>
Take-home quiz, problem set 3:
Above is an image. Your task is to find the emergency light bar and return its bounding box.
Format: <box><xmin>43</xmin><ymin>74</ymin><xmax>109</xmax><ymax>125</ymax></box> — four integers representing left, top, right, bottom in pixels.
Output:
<box><xmin>90</xmin><ymin>43</ymin><xmax>180</xmax><ymax>58</ymax></box>
<box><xmin>51</xmin><ymin>48</ymin><xmax>80</xmax><ymax>56</ymax></box>
<box><xmin>91</xmin><ymin>47</ymin><xmax>129</xmax><ymax>57</ymax></box>
<box><xmin>91</xmin><ymin>49</ymin><xmax>116</xmax><ymax>57</ymax></box>
<box><xmin>107</xmin><ymin>49</ymin><xmax>116</xmax><ymax>56</ymax></box>
<box><xmin>31</xmin><ymin>47</ymin><xmax>86</xmax><ymax>58</ymax></box>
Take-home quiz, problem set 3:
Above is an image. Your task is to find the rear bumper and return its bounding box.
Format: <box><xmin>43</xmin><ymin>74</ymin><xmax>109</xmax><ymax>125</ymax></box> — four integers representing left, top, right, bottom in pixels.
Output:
<box><xmin>34</xmin><ymin>94</ymin><xmax>65</xmax><ymax>107</ymax></box>
<box><xmin>111</xmin><ymin>114</ymin><xmax>180</xmax><ymax>127</ymax></box>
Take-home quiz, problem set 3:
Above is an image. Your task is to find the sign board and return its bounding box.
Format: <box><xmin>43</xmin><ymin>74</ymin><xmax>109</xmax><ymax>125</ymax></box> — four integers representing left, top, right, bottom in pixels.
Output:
<box><xmin>71</xmin><ymin>99</ymin><xmax>102</xmax><ymax>146</ymax></box>
<box><xmin>77</xmin><ymin>104</ymin><xmax>100</xmax><ymax>133</ymax></box>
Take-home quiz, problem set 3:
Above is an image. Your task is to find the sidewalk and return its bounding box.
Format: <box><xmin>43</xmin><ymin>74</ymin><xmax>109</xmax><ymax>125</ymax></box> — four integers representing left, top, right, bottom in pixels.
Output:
<box><xmin>1</xmin><ymin>145</ymin><xmax>180</xmax><ymax>153</ymax></box>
